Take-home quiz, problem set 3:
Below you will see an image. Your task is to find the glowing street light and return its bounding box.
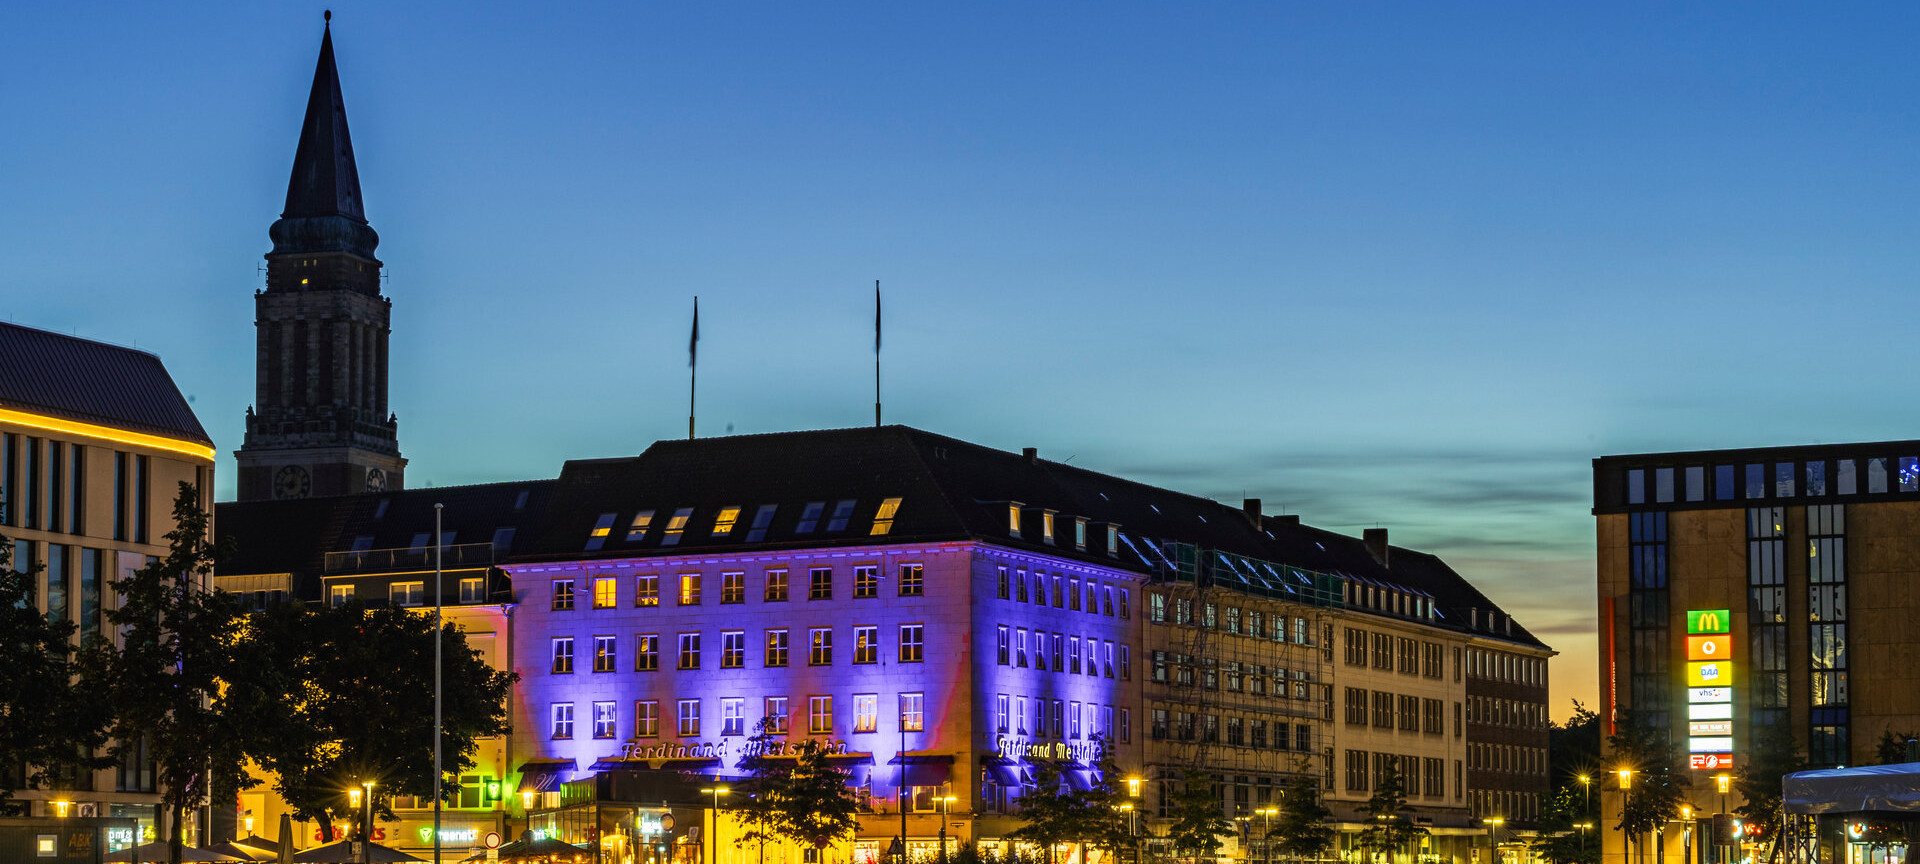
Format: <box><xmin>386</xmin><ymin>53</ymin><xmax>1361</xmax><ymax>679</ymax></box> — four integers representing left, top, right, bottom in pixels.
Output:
<box><xmin>1617</xmin><ymin>768</ymin><xmax>1634</xmax><ymax>790</ymax></box>
<box><xmin>700</xmin><ymin>786</ymin><xmax>731</xmax><ymax>864</ymax></box>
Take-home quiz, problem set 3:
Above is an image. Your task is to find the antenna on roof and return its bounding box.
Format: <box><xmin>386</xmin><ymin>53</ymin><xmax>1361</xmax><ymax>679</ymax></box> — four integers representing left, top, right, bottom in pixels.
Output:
<box><xmin>874</xmin><ymin>280</ymin><xmax>882</xmax><ymax>428</ymax></box>
<box><xmin>688</xmin><ymin>296</ymin><xmax>700</xmax><ymax>439</ymax></box>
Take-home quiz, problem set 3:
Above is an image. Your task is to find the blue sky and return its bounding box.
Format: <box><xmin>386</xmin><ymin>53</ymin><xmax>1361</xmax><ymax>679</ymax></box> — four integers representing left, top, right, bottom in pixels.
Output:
<box><xmin>7</xmin><ymin>3</ymin><xmax>1920</xmax><ymax>718</ymax></box>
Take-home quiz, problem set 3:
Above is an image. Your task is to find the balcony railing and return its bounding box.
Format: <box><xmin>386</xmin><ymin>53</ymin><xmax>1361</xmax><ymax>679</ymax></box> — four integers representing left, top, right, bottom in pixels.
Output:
<box><xmin>324</xmin><ymin>542</ymin><xmax>499</xmax><ymax>573</ymax></box>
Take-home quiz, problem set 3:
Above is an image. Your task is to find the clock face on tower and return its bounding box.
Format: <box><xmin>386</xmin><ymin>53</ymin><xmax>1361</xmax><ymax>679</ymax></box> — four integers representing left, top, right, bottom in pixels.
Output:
<box><xmin>365</xmin><ymin>467</ymin><xmax>387</xmax><ymax>492</ymax></box>
<box><xmin>274</xmin><ymin>465</ymin><xmax>311</xmax><ymax>500</ymax></box>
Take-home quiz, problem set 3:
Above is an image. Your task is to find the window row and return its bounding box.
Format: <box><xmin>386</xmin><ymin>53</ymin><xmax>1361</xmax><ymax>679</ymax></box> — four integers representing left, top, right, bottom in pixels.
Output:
<box><xmin>1341</xmin><ymin>688</ymin><xmax>1448</xmax><ymax>735</ymax></box>
<box><xmin>1341</xmin><ymin>628</ymin><xmax>1447</xmax><ymax>678</ymax></box>
<box><xmin>1467</xmin><ymin>742</ymin><xmax>1546</xmax><ymax>776</ymax></box>
<box><xmin>551</xmin><ymin>691</ymin><xmax>927</xmax><ymax>740</ymax></box>
<box><xmin>992</xmin><ymin>693</ymin><xmax>1131</xmax><ymax>743</ymax></box>
<box><xmin>1466</xmin><ymin>649</ymin><xmax>1544</xmax><ymax>686</ymax></box>
<box><xmin>1469</xmin><ymin>789</ymin><xmax>1540</xmax><ymax>823</ymax></box>
<box><xmin>994</xmin><ymin>626</ymin><xmax>1129</xmax><ymax>679</ymax></box>
<box><xmin>551</xmin><ymin>562</ymin><xmax>926</xmax><ymax>611</ymax></box>
<box><xmin>1147</xmin><ymin>651</ymin><xmax>1320</xmax><ymax>699</ymax></box>
<box><xmin>10</xmin><ymin>540</ymin><xmax>120</xmax><ymax>645</ymax></box>
<box><xmin>330</xmin><ymin>576</ymin><xmax>488</xmax><ymax>608</ymax></box>
<box><xmin>1148</xmin><ymin>709</ymin><xmax>1317</xmax><ymax>751</ymax></box>
<box><xmin>1626</xmin><ymin>458</ymin><xmax>1920</xmax><ymax>505</ymax></box>
<box><xmin>551</xmin><ymin>624</ymin><xmax>926</xmax><ymax>673</ymax></box>
<box><xmin>1341</xmin><ymin>751</ymin><xmax>1454</xmax><ymax>799</ymax></box>
<box><xmin>1343</xmin><ymin>581</ymin><xmax>1436</xmax><ymax>621</ymax></box>
<box><xmin>1466</xmin><ymin>695</ymin><xmax>1548</xmax><ymax>729</ymax></box>
<box><xmin>1146</xmin><ymin>595</ymin><xmax>1315</xmax><ymax>646</ymax></box>
<box><xmin>994</xmin><ymin>566</ymin><xmax>1130</xmax><ymax>618</ymax></box>
<box><xmin>0</xmin><ymin>434</ymin><xmax>150</xmax><ymax>543</ymax></box>
<box><xmin>585</xmin><ymin>498</ymin><xmax>906</xmax><ymax>551</ymax></box>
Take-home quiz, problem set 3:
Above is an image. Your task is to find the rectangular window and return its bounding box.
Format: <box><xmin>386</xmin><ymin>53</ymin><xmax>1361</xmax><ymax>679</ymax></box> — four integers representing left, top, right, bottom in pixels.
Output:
<box><xmin>997</xmin><ymin>625</ymin><xmax>1009</xmax><ymax>665</ymax></box>
<box><xmin>593</xmin><ymin>701</ymin><xmax>617</xmax><ymax>738</ymax></box>
<box><xmin>722</xmin><ymin>698</ymin><xmax>746</xmax><ymax>735</ymax></box>
<box><xmin>764</xmin><ymin>697</ymin><xmax>789</xmax><ymax>734</ymax></box>
<box><xmin>459</xmin><ymin>577</ymin><xmax>485</xmax><ymax>603</ymax></box>
<box><xmin>809</xmin><ymin>567</ymin><xmax>833</xmax><ymax>600</ymax></box>
<box><xmin>388</xmin><ymin>581</ymin><xmax>423</xmax><ymax>607</ymax></box>
<box><xmin>585</xmin><ymin>512</ymin><xmax>616</xmax><ymax>550</ymax></box>
<box><xmin>1345</xmin><ymin>688</ymin><xmax>1367</xmax><ymax>726</ymax></box>
<box><xmin>551</xmin><ymin>578</ymin><xmax>575</xmax><ymax>611</ymax></box>
<box><xmin>899</xmin><ymin>563</ymin><xmax>924</xmax><ymax>596</ymax></box>
<box><xmin>745</xmin><ymin>504</ymin><xmax>778</xmax><ymax>542</ymax></box>
<box><xmin>109</xmin><ymin>450</ymin><xmax>125</xmax><ymax>539</ymax></box>
<box><xmin>996</xmin><ymin>694</ymin><xmax>1010</xmax><ymax>733</ymax></box>
<box><xmin>551</xmin><ymin>703</ymin><xmax>574</xmax><ymax>739</ymax></box>
<box><xmin>854</xmin><ymin>565</ymin><xmax>879</xmax><ymax>598</ymax></box>
<box><xmin>677</xmin><ymin>699</ymin><xmax>700</xmax><ymax>736</ymax></box>
<box><xmin>826</xmin><ymin>499</ymin><xmax>856</xmax><ymax>532</ymax></box>
<box><xmin>766</xmin><ymin>629</ymin><xmax>789</xmax><ymax>667</ymax></box>
<box><xmin>808</xmin><ymin>696</ymin><xmax>833</xmax><ymax>734</ymax></box>
<box><xmin>764</xmin><ymin>568</ymin><xmax>788</xmax><ymax>601</ymax></box>
<box><xmin>133</xmin><ymin>454</ymin><xmax>148</xmax><ymax>543</ymax></box>
<box><xmin>635</xmin><ymin>701</ymin><xmax>659</xmax><ymax>737</ymax></box>
<box><xmin>551</xmin><ymin>637</ymin><xmax>575</xmax><ymax>674</ymax></box>
<box><xmin>1051</xmin><ymin>633</ymin><xmax>1064</xmax><ymax>670</ymax></box>
<box><xmin>1121</xmin><ymin>708</ymin><xmax>1131</xmax><ymax>743</ymax></box>
<box><xmin>997</xmin><ymin>566</ymin><xmax>1010</xmax><ymax>600</ymax></box>
<box><xmin>1016</xmin><ymin>628</ymin><xmax>1029</xmax><ymax>667</ymax></box>
<box><xmin>796</xmin><ymin>501</ymin><xmax>825</xmax><ymax>533</ymax></box>
<box><xmin>722</xmin><ymin>630</ymin><xmax>746</xmax><ymax>668</ymax></box>
<box><xmin>594</xmin><ymin>635</ymin><xmax>617</xmax><ymax>672</ymax></box>
<box><xmin>871</xmin><ymin>497</ymin><xmax>902</xmax><ymax>535</ymax></box>
<box><xmin>1069</xmin><ymin>702</ymin><xmax>1082</xmax><ymax>738</ymax></box>
<box><xmin>678</xmin><ymin>632</ymin><xmax>701</xmax><ymax>669</ymax></box>
<box><xmin>593</xmin><ymin>576</ymin><xmax>616</xmax><ymax>608</ymax></box>
<box><xmin>661</xmin><ymin>507</ymin><xmax>694</xmax><ymax>545</ymax></box>
<box><xmin>1120</xmin><ymin>645</ymin><xmax>1132</xmax><ymax>679</ymax></box>
<box><xmin>626</xmin><ymin>510</ymin><xmax>655</xmax><ymax>541</ymax></box>
<box><xmin>1016</xmin><ymin>697</ymin><xmax>1029</xmax><ymax>734</ymax></box>
<box><xmin>899</xmin><ymin>624</ymin><xmax>924</xmax><ymax>662</ymax></box>
<box><xmin>854</xmin><ymin>694</ymin><xmax>878</xmax><ymax>733</ymax></box>
<box><xmin>900</xmin><ymin>693</ymin><xmax>925</xmax><ymax>732</ymax></box>
<box><xmin>854</xmin><ymin>625</ymin><xmax>879</xmax><ymax>664</ymax></box>
<box><xmin>635</xmin><ymin>573</ymin><xmax>659</xmax><ymax>607</ymax></box>
<box><xmin>810</xmin><ymin>628</ymin><xmax>833</xmax><ymax>665</ymax></box>
<box><xmin>679</xmin><ymin>572</ymin><xmax>702</xmax><ymax>605</ymax></box>
<box><xmin>721</xmin><ymin>571</ymin><xmax>745</xmax><ymax>604</ymax></box>
<box><xmin>713</xmin><ymin>506</ymin><xmax>742</xmax><ymax>537</ymax></box>
<box><xmin>1033</xmin><ymin>631</ymin><xmax>1048</xmax><ymax>670</ymax></box>
<box><xmin>636</xmin><ymin>634</ymin><xmax>659</xmax><ymax>671</ymax></box>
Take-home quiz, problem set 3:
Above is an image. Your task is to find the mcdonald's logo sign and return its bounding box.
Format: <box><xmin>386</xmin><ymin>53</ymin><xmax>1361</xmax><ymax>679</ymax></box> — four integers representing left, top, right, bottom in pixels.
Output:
<box><xmin>1687</xmin><ymin>610</ymin><xmax>1730</xmax><ymax>634</ymax></box>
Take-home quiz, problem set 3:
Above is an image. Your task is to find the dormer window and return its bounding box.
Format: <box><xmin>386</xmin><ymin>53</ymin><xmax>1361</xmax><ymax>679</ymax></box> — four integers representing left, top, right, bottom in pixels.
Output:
<box><xmin>513</xmin><ymin>488</ymin><xmax>531</xmax><ymax>511</ymax></box>
<box><xmin>1106</xmin><ymin>525</ymin><xmax>1118</xmax><ymax>558</ymax></box>
<box><xmin>627</xmin><ymin>510</ymin><xmax>655</xmax><ymax>541</ymax></box>
<box><xmin>372</xmin><ymin>499</ymin><xmax>390</xmax><ymax>519</ymax></box>
<box><xmin>796</xmin><ymin>502</ymin><xmax>826</xmax><ymax>534</ymax></box>
<box><xmin>661</xmin><ymin>508</ymin><xmax>694</xmax><ymax>546</ymax></box>
<box><xmin>1041</xmin><ymin>511</ymin><xmax>1057</xmax><ymax>545</ymax></box>
<box><xmin>1008</xmin><ymin>502</ymin><xmax>1024</xmax><ymax>539</ymax></box>
<box><xmin>1073</xmin><ymin>518</ymin><xmax>1088</xmax><ymax>551</ymax></box>
<box><xmin>871</xmin><ymin>498</ymin><xmax>902</xmax><ymax>536</ymax></box>
<box><xmin>713</xmin><ymin>506</ymin><xmax>742</xmax><ymax>537</ymax></box>
<box><xmin>745</xmin><ymin>505</ymin><xmax>777</xmax><ymax>542</ymax></box>
<box><xmin>826</xmin><ymin>500</ymin><xmax>856</xmax><ymax>532</ymax></box>
<box><xmin>585</xmin><ymin>513</ymin><xmax>617</xmax><ymax>551</ymax></box>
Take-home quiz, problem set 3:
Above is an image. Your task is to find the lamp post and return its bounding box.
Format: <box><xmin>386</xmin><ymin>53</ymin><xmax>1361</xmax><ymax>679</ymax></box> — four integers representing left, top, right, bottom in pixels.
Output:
<box><xmin>1578</xmin><ymin>776</ymin><xmax>1592</xmax><ymax>859</ymax></box>
<box><xmin>1257</xmin><ymin>806</ymin><xmax>1277</xmax><ymax>864</ymax></box>
<box><xmin>700</xmin><ymin>786</ymin><xmax>730</xmax><ymax>864</ymax></box>
<box><xmin>937</xmin><ymin>795</ymin><xmax>957</xmax><ymax>864</ymax></box>
<box><xmin>1616</xmin><ymin>768</ymin><xmax>1636</xmax><ymax>864</ymax></box>
<box><xmin>433</xmin><ymin>503</ymin><xmax>444</xmax><ymax>864</ymax></box>
<box><xmin>360</xmin><ymin>781</ymin><xmax>376</xmax><ymax>864</ymax></box>
<box><xmin>1715</xmin><ymin>774</ymin><xmax>1732</xmax><ymax>864</ymax></box>
<box><xmin>1487</xmin><ymin>817</ymin><xmax>1504</xmax><ymax>864</ymax></box>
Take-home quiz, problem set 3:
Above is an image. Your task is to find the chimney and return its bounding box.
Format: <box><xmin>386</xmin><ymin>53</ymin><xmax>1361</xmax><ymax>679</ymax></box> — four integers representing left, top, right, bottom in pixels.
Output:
<box><xmin>1363</xmin><ymin>528</ymin><xmax>1390</xmax><ymax>567</ymax></box>
<box><xmin>1273</xmin><ymin>514</ymin><xmax>1300</xmax><ymax>526</ymax></box>
<box><xmin>1243</xmin><ymin>498</ymin><xmax>1262</xmax><ymax>526</ymax></box>
<box><xmin>1022</xmin><ymin>447</ymin><xmax>1038</xmax><ymax>464</ymax></box>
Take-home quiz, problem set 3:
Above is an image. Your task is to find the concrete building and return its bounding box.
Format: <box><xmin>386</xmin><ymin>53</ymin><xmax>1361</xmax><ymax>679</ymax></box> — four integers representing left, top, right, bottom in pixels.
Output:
<box><xmin>1593</xmin><ymin>443</ymin><xmax>1920</xmax><ymax>864</ymax></box>
<box><xmin>0</xmin><ymin>320</ymin><xmax>217</xmax><ymax>849</ymax></box>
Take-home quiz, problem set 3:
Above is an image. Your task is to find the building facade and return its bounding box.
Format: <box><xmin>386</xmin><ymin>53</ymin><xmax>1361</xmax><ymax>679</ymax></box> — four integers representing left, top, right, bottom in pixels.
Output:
<box><xmin>1594</xmin><ymin>443</ymin><xmax>1920</xmax><ymax>864</ymax></box>
<box><xmin>0</xmin><ymin>320</ymin><xmax>217</xmax><ymax>849</ymax></box>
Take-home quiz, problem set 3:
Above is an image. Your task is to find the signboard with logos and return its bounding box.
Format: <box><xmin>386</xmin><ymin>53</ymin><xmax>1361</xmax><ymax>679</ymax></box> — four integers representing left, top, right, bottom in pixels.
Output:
<box><xmin>1685</xmin><ymin>610</ymin><xmax>1733</xmax><ymax>770</ymax></box>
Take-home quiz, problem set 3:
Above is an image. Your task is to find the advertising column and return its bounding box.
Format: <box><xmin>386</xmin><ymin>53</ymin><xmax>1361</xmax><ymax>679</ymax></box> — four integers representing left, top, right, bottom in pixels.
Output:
<box><xmin>1683</xmin><ymin>610</ymin><xmax>1734</xmax><ymax>772</ymax></box>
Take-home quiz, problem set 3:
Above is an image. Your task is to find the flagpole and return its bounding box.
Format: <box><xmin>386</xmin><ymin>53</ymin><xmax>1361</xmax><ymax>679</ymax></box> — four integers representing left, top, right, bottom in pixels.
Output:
<box><xmin>689</xmin><ymin>296</ymin><xmax>699</xmax><ymax>440</ymax></box>
<box><xmin>432</xmin><ymin>503</ymin><xmax>443</xmax><ymax>864</ymax></box>
<box><xmin>874</xmin><ymin>280</ymin><xmax>882</xmax><ymax>428</ymax></box>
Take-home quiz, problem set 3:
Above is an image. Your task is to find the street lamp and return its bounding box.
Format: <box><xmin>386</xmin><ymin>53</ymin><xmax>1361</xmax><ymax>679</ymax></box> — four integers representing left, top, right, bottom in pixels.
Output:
<box><xmin>1577</xmin><ymin>776</ymin><xmax>1592</xmax><ymax>858</ymax></box>
<box><xmin>360</xmin><ymin>781</ymin><xmax>377</xmax><ymax>864</ymax></box>
<box><xmin>1487</xmin><ymin>817</ymin><xmax>1504</xmax><ymax>864</ymax></box>
<box><xmin>1257</xmin><ymin>806</ymin><xmax>1278</xmax><ymax>864</ymax></box>
<box><xmin>700</xmin><ymin>786</ymin><xmax>731</xmax><ymax>864</ymax></box>
<box><xmin>937</xmin><ymin>795</ymin><xmax>958</xmax><ymax>864</ymax></box>
<box><xmin>1616</xmin><ymin>768</ymin><xmax>1633</xmax><ymax>790</ymax></box>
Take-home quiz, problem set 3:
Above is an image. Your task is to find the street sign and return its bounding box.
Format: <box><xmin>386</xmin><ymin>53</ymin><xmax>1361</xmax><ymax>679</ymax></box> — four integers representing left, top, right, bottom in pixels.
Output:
<box><xmin>485</xmin><ymin>832</ymin><xmax>501</xmax><ymax>849</ymax></box>
<box><xmin>886</xmin><ymin>837</ymin><xmax>906</xmax><ymax>858</ymax></box>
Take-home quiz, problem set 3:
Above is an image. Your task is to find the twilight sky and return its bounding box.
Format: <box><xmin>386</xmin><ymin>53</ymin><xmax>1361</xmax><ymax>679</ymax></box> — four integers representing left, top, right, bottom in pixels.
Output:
<box><xmin>7</xmin><ymin>3</ymin><xmax>1920</xmax><ymax>721</ymax></box>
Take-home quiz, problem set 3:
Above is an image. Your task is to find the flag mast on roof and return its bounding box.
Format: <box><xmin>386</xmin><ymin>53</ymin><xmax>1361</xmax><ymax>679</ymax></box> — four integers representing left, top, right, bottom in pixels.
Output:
<box><xmin>689</xmin><ymin>296</ymin><xmax>699</xmax><ymax>439</ymax></box>
<box><xmin>874</xmin><ymin>280</ymin><xmax>882</xmax><ymax>428</ymax></box>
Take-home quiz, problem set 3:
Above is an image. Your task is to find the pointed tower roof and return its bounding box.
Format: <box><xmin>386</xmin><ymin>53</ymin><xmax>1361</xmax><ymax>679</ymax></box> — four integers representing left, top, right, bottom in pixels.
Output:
<box><xmin>283</xmin><ymin>15</ymin><xmax>365</xmax><ymax>223</ymax></box>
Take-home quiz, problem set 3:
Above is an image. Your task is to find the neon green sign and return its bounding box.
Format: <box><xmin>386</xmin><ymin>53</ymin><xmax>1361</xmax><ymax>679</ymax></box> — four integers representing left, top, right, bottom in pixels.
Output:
<box><xmin>1687</xmin><ymin>610</ymin><xmax>1730</xmax><ymax>634</ymax></box>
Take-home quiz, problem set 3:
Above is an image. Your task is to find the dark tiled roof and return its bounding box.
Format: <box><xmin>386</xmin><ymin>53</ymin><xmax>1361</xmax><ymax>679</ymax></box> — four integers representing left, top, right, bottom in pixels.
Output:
<box><xmin>520</xmin><ymin>426</ymin><xmax>1547</xmax><ymax>649</ymax></box>
<box><xmin>0</xmin><ymin>321</ymin><xmax>211</xmax><ymax>445</ymax></box>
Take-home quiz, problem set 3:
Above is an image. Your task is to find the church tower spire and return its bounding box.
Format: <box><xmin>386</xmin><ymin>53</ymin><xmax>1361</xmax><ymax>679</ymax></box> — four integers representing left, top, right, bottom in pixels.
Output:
<box><xmin>236</xmin><ymin>14</ymin><xmax>406</xmax><ymax>501</ymax></box>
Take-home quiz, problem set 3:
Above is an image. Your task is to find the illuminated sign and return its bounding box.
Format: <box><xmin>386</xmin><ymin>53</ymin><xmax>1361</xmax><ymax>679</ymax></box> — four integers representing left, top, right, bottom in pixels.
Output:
<box><xmin>1688</xmin><ymin>687</ymin><xmax>1731</xmax><ymax>703</ymax></box>
<box><xmin>1689</xmin><ymin>703</ymin><xmax>1734</xmax><ymax>721</ymax></box>
<box><xmin>1686</xmin><ymin>661</ymin><xmax>1732</xmax><ymax>687</ymax></box>
<box><xmin>1687</xmin><ymin>634</ymin><xmax>1732</xmax><ymax>660</ymax></box>
<box><xmin>416</xmin><ymin>827</ymin><xmax>478</xmax><ymax>845</ymax></box>
<box><xmin>1688</xmin><ymin>736</ymin><xmax>1734</xmax><ymax>753</ymax></box>
<box><xmin>1687</xmin><ymin>610</ymin><xmax>1730</xmax><ymax>634</ymax></box>
<box><xmin>1689</xmin><ymin>721</ymin><xmax>1733</xmax><ymax>737</ymax></box>
<box><xmin>1690</xmin><ymin>754</ymin><xmax>1735</xmax><ymax>771</ymax></box>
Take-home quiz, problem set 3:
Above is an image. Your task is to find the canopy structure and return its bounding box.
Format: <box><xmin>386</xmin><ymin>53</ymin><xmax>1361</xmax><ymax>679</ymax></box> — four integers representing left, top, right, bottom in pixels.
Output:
<box><xmin>104</xmin><ymin>842</ymin><xmax>244</xmax><ymax>862</ymax></box>
<box><xmin>1784</xmin><ymin>762</ymin><xmax>1920</xmax><ymax>815</ymax></box>
<box><xmin>290</xmin><ymin>840</ymin><xmax>426</xmax><ymax>863</ymax></box>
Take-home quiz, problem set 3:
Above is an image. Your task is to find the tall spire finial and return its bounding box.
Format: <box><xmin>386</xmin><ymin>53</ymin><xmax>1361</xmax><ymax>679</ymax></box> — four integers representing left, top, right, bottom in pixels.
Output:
<box><xmin>324</xmin><ymin>9</ymin><xmax>331</xmax><ymax>27</ymax></box>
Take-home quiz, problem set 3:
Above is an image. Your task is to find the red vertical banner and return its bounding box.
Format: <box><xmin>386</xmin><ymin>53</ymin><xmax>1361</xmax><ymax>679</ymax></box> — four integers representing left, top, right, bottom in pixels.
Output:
<box><xmin>1602</xmin><ymin>595</ymin><xmax>1617</xmax><ymax>736</ymax></box>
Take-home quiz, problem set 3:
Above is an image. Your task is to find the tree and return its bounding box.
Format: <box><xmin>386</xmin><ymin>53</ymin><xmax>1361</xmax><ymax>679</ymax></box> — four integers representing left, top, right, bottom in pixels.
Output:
<box><xmin>1873</xmin><ymin>731</ymin><xmax>1920</xmax><ymax>765</ymax></box>
<box><xmin>1006</xmin><ymin>737</ymin><xmax>1130</xmax><ymax>864</ymax></box>
<box><xmin>733</xmin><ymin>734</ymin><xmax>860</xmax><ymax>853</ymax></box>
<box><xmin>1164</xmin><ymin>769</ymin><xmax>1231</xmax><ymax>864</ymax></box>
<box><xmin>85</xmin><ymin>483</ymin><xmax>251</xmax><ymax>864</ymax></box>
<box><xmin>1607</xmin><ymin>710</ymin><xmax>1688</xmax><ymax>864</ymax></box>
<box><xmin>1530</xmin><ymin>784</ymin><xmax>1599</xmax><ymax>864</ymax></box>
<box><xmin>1549</xmin><ymin>702</ymin><xmax>1602</xmax><ymax>787</ymax></box>
<box><xmin>1006</xmin><ymin>760</ymin><xmax>1077</xmax><ymax>864</ymax></box>
<box><xmin>1357</xmin><ymin>763</ymin><xmax>1424</xmax><ymax>864</ymax></box>
<box><xmin>1734</xmin><ymin>722</ymin><xmax>1803</xmax><ymax>862</ymax></box>
<box><xmin>1272</xmin><ymin>768</ymin><xmax>1334</xmax><ymax>863</ymax></box>
<box><xmin>0</xmin><ymin>536</ymin><xmax>109</xmax><ymax>813</ymax></box>
<box><xmin>231</xmin><ymin>600</ymin><xmax>517</xmax><ymax>840</ymax></box>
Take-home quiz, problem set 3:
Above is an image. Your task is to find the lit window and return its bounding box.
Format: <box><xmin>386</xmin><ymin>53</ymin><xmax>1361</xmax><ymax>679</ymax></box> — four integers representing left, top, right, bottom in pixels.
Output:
<box><xmin>1015</xmin><ymin>628</ymin><xmax>1028</xmax><ymax>667</ymax></box>
<box><xmin>853</xmin><ymin>626</ymin><xmax>878</xmax><ymax>664</ymax></box>
<box><xmin>807</xmin><ymin>696</ymin><xmax>833</xmax><ymax>734</ymax></box>
<box><xmin>721</xmin><ymin>571</ymin><xmax>745</xmax><ymax>604</ymax></box>
<box><xmin>1074</xmin><ymin>518</ymin><xmax>1087</xmax><ymax>551</ymax></box>
<box><xmin>635</xmin><ymin>574</ymin><xmax>659</xmax><ymax>607</ymax></box>
<box><xmin>551</xmin><ymin>638</ymin><xmax>574</xmax><ymax>674</ymax></box>
<box><xmin>900</xmin><ymin>693</ymin><xmax>925</xmax><ymax>732</ymax></box>
<box><xmin>677</xmin><ymin>700</ymin><xmax>700</xmax><ymax>736</ymax></box>
<box><xmin>1008</xmin><ymin>502</ymin><xmax>1023</xmax><ymax>538</ymax></box>
<box><xmin>995</xmin><ymin>694</ymin><xmax>1009</xmax><ymax>733</ymax></box>
<box><xmin>826</xmin><ymin>500</ymin><xmax>856</xmax><ymax>532</ymax></box>
<box><xmin>661</xmin><ymin>508</ymin><xmax>694</xmax><ymax>545</ymax></box>
<box><xmin>550</xmin><ymin>703</ymin><xmax>574</xmax><ymax>739</ymax></box>
<box><xmin>854</xmin><ymin>565</ymin><xmax>879</xmax><ymax>598</ymax></box>
<box><xmin>722</xmin><ymin>631</ymin><xmax>746</xmax><ymax>668</ymax></box>
<box><xmin>713</xmin><ymin>506</ymin><xmax>742</xmax><ymax>537</ymax></box>
<box><xmin>1016</xmin><ymin>697</ymin><xmax>1028</xmax><ymax>734</ymax></box>
<box><xmin>898</xmin><ymin>563</ymin><xmax>923</xmax><ymax>596</ymax></box>
<box><xmin>636</xmin><ymin>634</ymin><xmax>658</xmax><ymax>671</ymax></box>
<box><xmin>854</xmin><ymin>694</ymin><xmax>878</xmax><ymax>733</ymax></box>
<box><xmin>593</xmin><ymin>635</ymin><xmax>616</xmax><ymax>672</ymax></box>
<box><xmin>899</xmin><ymin>624</ymin><xmax>924</xmax><ymax>662</ymax></box>
<box><xmin>626</xmin><ymin>510</ymin><xmax>655</xmax><ymax>541</ymax></box>
<box><xmin>796</xmin><ymin>502</ymin><xmax>825</xmax><ymax>533</ymax></box>
<box><xmin>1042</xmin><ymin>511</ymin><xmax>1055</xmax><ymax>544</ymax></box>
<box><xmin>764</xmin><ymin>569</ymin><xmax>788</xmax><ymax>601</ymax></box>
<box><xmin>871</xmin><ymin>497</ymin><xmax>902</xmax><ymax>535</ymax></box>
<box><xmin>593</xmin><ymin>577</ymin><xmax>616</xmax><ymax>609</ymax></box>
<box><xmin>1033</xmin><ymin>630</ymin><xmax>1049</xmax><ymax>671</ymax></box>
<box><xmin>809</xmin><ymin>628</ymin><xmax>834</xmax><ymax>665</ymax></box>
<box><xmin>1106</xmin><ymin>525</ymin><xmax>1118</xmax><ymax>557</ymax></box>
<box><xmin>996</xmin><ymin>625</ymin><xmax>1009</xmax><ymax>665</ymax></box>
<box><xmin>635</xmin><ymin>701</ymin><xmax>659</xmax><ymax>737</ymax></box>
<box><xmin>458</xmin><ymin>577</ymin><xmax>485</xmax><ymax>603</ymax></box>
<box><xmin>585</xmin><ymin>513</ymin><xmax>616</xmax><ymax>551</ymax></box>
<box><xmin>593</xmin><ymin>701</ymin><xmax>617</xmax><ymax>738</ymax></box>
<box><xmin>745</xmin><ymin>505</ymin><xmax>778</xmax><ymax>542</ymax></box>
<box><xmin>765</xmin><ymin>629</ymin><xmax>789</xmax><ymax>667</ymax></box>
<box><xmin>389</xmin><ymin>581</ymin><xmax>423</xmax><ymax>607</ymax></box>
<box><xmin>722</xmin><ymin>698</ymin><xmax>746</xmax><ymax>735</ymax></box>
<box><xmin>809</xmin><ymin>567</ymin><xmax>832</xmax><ymax>600</ymax></box>
<box><xmin>551</xmin><ymin>579</ymin><xmax>575</xmax><ymax>611</ymax></box>
<box><xmin>678</xmin><ymin>632</ymin><xmax>701</xmax><ymax>669</ymax></box>
<box><xmin>679</xmin><ymin>573</ymin><xmax>701</xmax><ymax>605</ymax></box>
<box><xmin>764</xmin><ymin>697</ymin><xmax>789</xmax><ymax>734</ymax></box>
